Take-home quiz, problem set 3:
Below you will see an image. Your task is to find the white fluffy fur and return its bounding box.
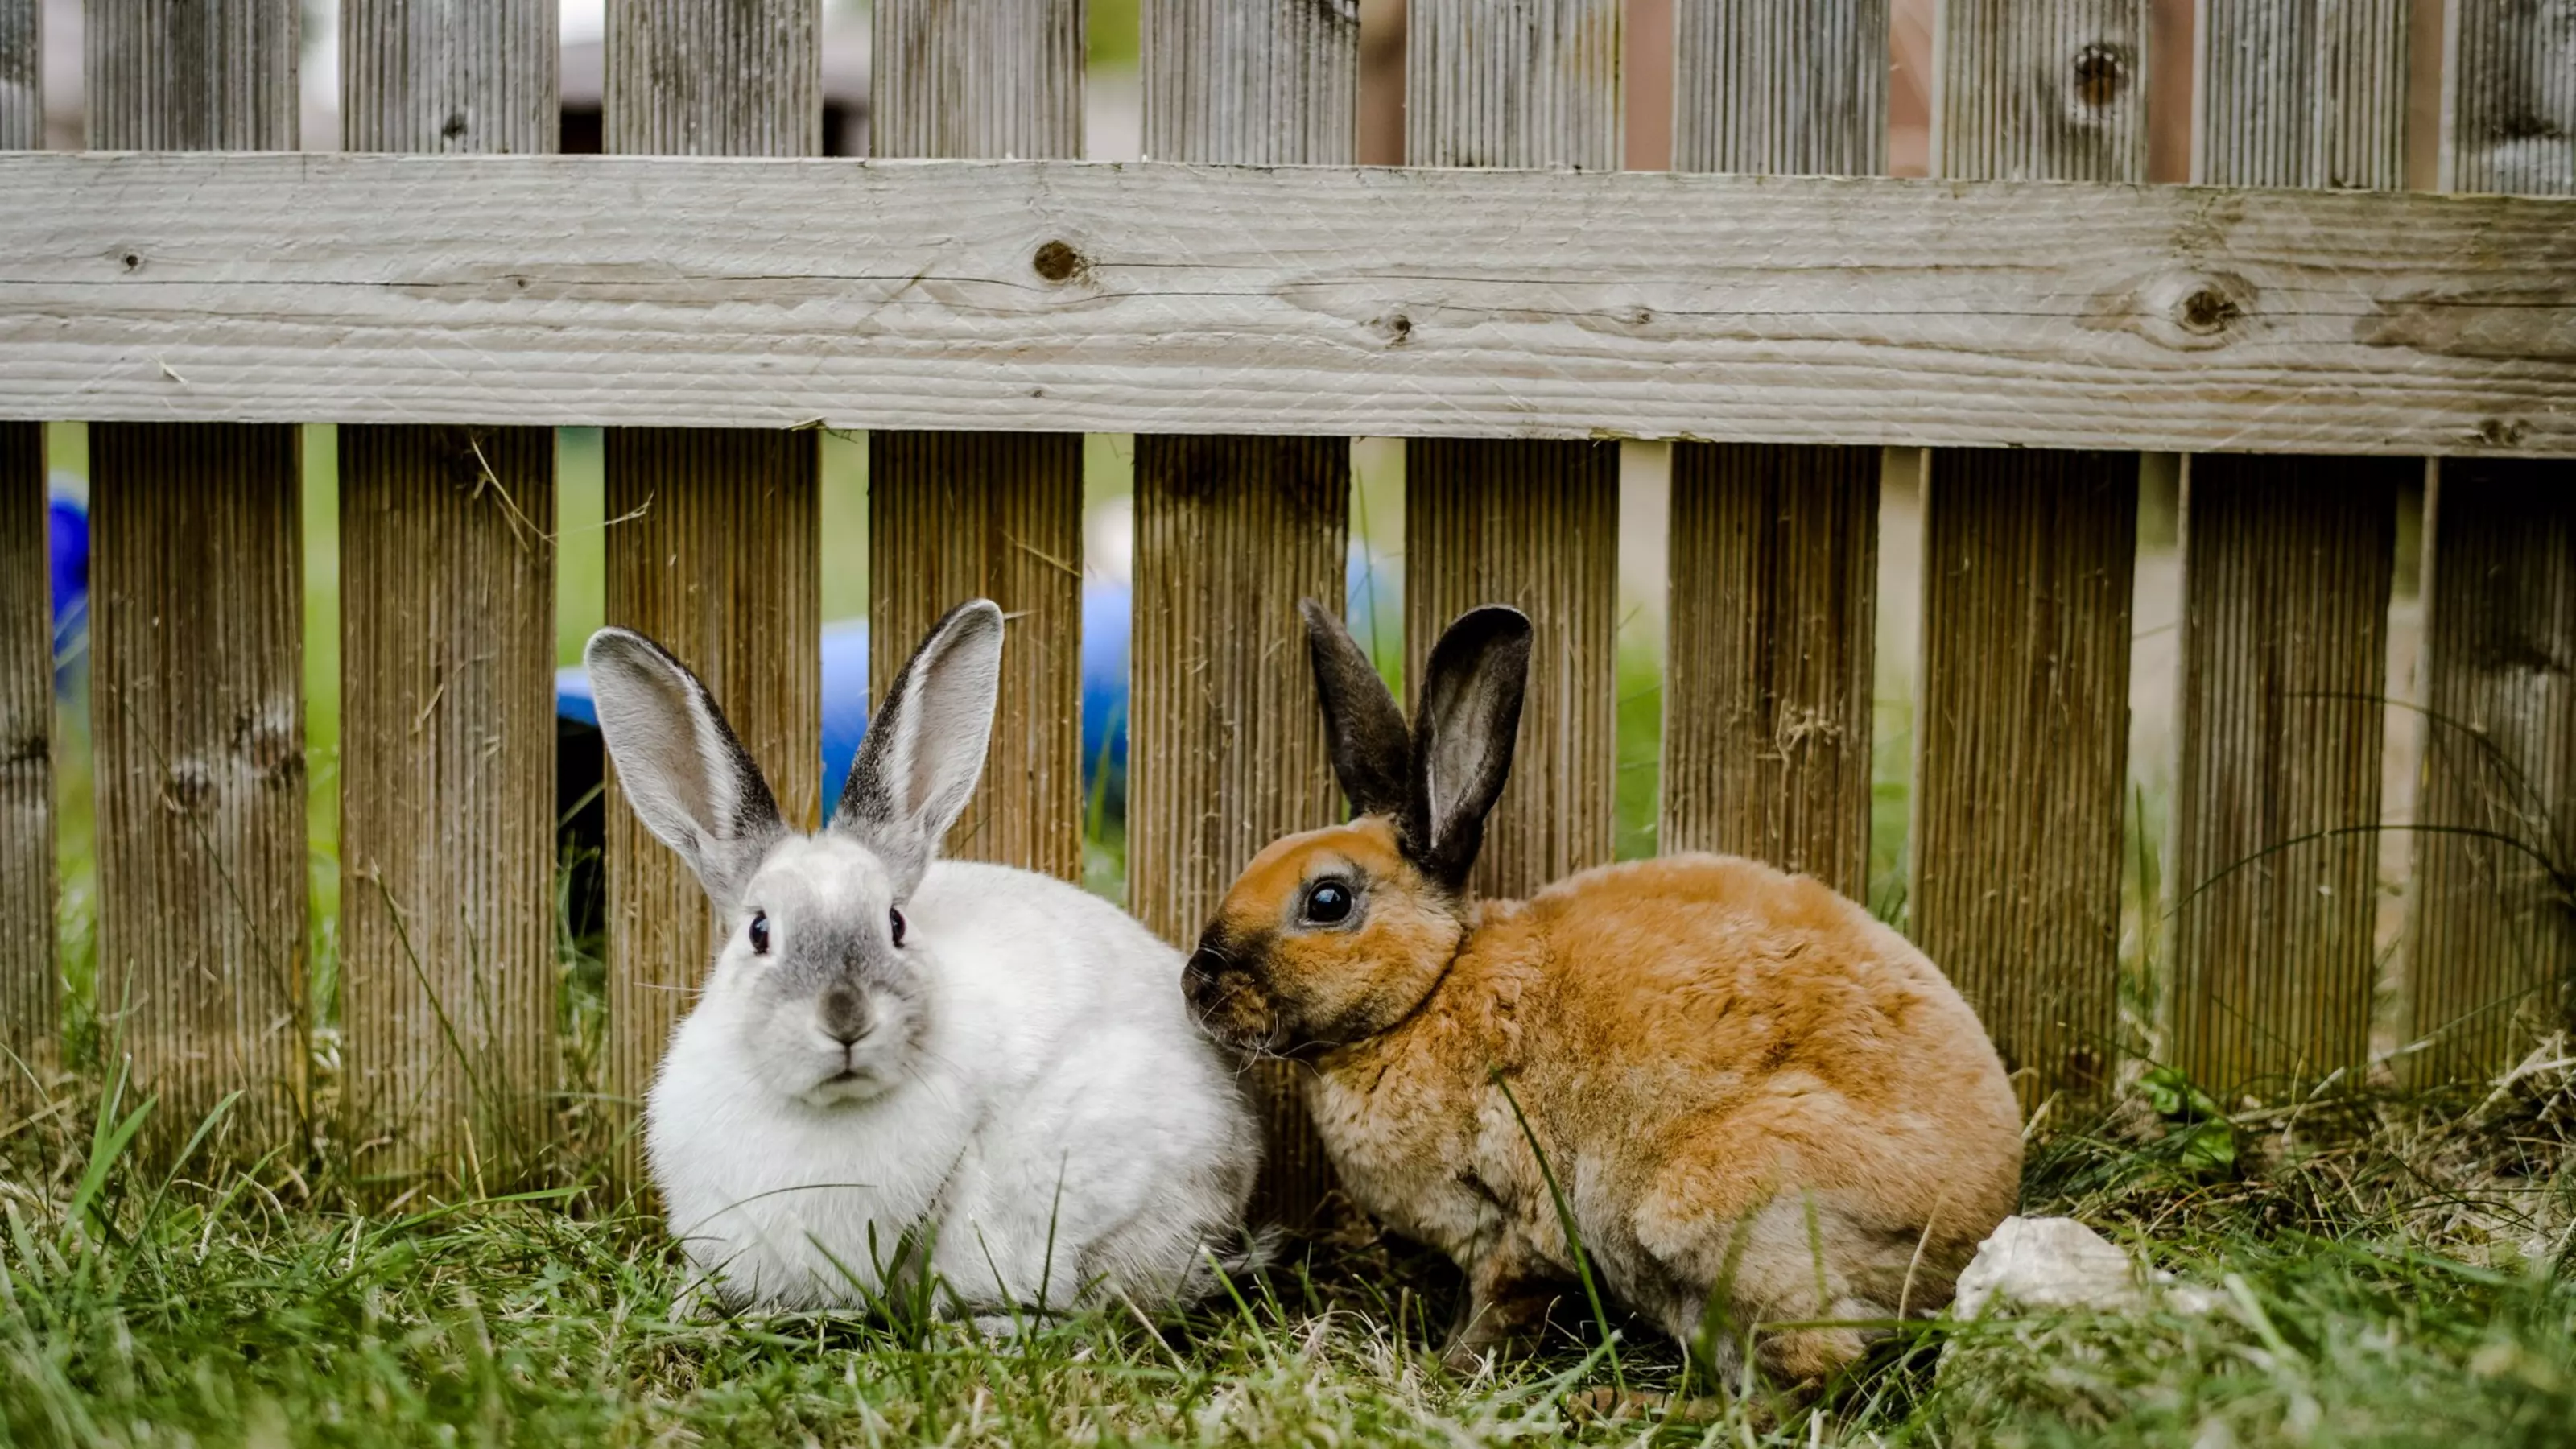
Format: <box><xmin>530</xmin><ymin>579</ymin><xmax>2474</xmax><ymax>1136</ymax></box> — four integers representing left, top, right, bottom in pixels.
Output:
<box><xmin>645</xmin><ymin>840</ymin><xmax>1260</xmax><ymax>1315</ymax></box>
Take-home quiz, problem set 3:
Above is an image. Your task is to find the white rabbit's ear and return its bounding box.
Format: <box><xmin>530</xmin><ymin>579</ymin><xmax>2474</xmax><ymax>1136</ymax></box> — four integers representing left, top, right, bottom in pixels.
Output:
<box><xmin>833</xmin><ymin>599</ymin><xmax>1003</xmax><ymax>899</ymax></box>
<box><xmin>584</xmin><ymin>627</ymin><xmax>785</xmax><ymax>913</ymax></box>
<box><xmin>1408</xmin><ymin>605</ymin><xmax>1531</xmax><ymax>890</ymax></box>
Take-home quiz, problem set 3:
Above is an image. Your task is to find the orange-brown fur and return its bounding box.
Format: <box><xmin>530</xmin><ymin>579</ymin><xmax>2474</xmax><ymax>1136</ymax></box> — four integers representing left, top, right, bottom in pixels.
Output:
<box><xmin>1192</xmin><ymin>819</ymin><xmax>2023</xmax><ymax>1385</ymax></box>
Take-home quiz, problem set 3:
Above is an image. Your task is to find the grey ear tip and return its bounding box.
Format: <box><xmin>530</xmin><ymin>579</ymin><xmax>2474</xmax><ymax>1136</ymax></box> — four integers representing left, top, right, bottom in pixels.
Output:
<box><xmin>583</xmin><ymin>625</ymin><xmax>659</xmax><ymax>671</ymax></box>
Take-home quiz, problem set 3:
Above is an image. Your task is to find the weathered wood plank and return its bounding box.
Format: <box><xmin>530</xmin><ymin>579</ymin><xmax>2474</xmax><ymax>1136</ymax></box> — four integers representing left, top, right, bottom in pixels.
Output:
<box><xmin>865</xmin><ymin>433</ymin><xmax>1082</xmax><ymax>879</ymax></box>
<box><xmin>2410</xmin><ymin>4</ymin><xmax>2576</xmax><ymax>1083</ymax></box>
<box><xmin>336</xmin><ymin>0</ymin><xmax>559</xmax><ymax>1199</ymax></box>
<box><xmin>1914</xmin><ymin>450</ymin><xmax>2137</xmax><ymax>1109</ymax></box>
<box><xmin>92</xmin><ymin>425</ymin><xmax>308</xmax><ymax>1159</ymax></box>
<box><xmin>6</xmin><ymin>155</ymin><xmax>2571</xmax><ymax>456</ymax></box>
<box><xmin>2168</xmin><ymin>459</ymin><xmax>2402</xmax><ymax>1096</ymax></box>
<box><xmin>2442</xmin><ymin>0</ymin><xmax>2575</xmax><ymax>195</ymax></box>
<box><xmin>2196</xmin><ymin>0</ymin><xmax>2409</xmax><ymax>191</ymax></box>
<box><xmin>0</xmin><ymin>423</ymin><xmax>48</xmax><ymax>1103</ymax></box>
<box><xmin>869</xmin><ymin>0</ymin><xmax>1086</xmax><ymax>884</ymax></box>
<box><xmin>1937</xmin><ymin>0</ymin><xmax>2148</xmax><ymax>182</ymax></box>
<box><xmin>1136</xmin><ymin>0</ymin><xmax>1357</xmax><ymax>1228</ymax></box>
<box><xmin>1916</xmin><ymin>0</ymin><xmax>2147</xmax><ymax>1115</ymax></box>
<box><xmin>0</xmin><ymin>0</ymin><xmax>46</xmax><ymax>1105</ymax></box>
<box><xmin>1404</xmin><ymin>2</ymin><xmax>1620</xmax><ymax>904</ymax></box>
<box><xmin>601</xmin><ymin>0</ymin><xmax>823</xmax><ymax>1194</ymax></box>
<box><xmin>1673</xmin><ymin>0</ymin><xmax>1886</xmax><ymax>175</ymax></box>
<box><xmin>87</xmin><ymin>0</ymin><xmax>306</xmax><ymax>1164</ymax></box>
<box><xmin>2168</xmin><ymin>0</ymin><xmax>2406</xmax><ymax>1100</ymax></box>
<box><xmin>1662</xmin><ymin>2</ymin><xmax>1884</xmax><ymax>895</ymax></box>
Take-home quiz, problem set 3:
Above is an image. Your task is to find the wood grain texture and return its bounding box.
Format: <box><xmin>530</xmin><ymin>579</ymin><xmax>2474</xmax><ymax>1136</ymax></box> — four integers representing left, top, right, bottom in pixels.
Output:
<box><xmin>1913</xmin><ymin>450</ymin><xmax>2136</xmax><ymax>1110</ymax></box>
<box><xmin>0</xmin><ymin>0</ymin><xmax>35</xmax><ymax>149</ymax></box>
<box><xmin>2168</xmin><ymin>459</ymin><xmax>2400</xmax><ymax>1096</ymax></box>
<box><xmin>9</xmin><ymin>155</ymin><xmax>2572</xmax><ymax>455</ymax></box>
<box><xmin>2168</xmin><ymin>2</ymin><xmax>2407</xmax><ymax>1101</ymax></box>
<box><xmin>92</xmin><ymin>425</ymin><xmax>308</xmax><ymax>1159</ymax></box>
<box><xmin>337</xmin><ymin>0</ymin><xmax>559</xmax><ymax>1199</ymax></box>
<box><xmin>1404</xmin><ymin>440</ymin><xmax>1619</xmax><ymax>901</ymax></box>
<box><xmin>1142</xmin><ymin>0</ymin><xmax>1356</xmax><ymax>163</ymax></box>
<box><xmin>1935</xmin><ymin>0</ymin><xmax>2147</xmax><ymax>181</ymax></box>
<box><xmin>1662</xmin><ymin>3</ymin><xmax>1883</xmax><ymax>896</ymax></box>
<box><xmin>2442</xmin><ymin>0</ymin><xmax>2575</xmax><ymax>194</ymax></box>
<box><xmin>604</xmin><ymin>430</ymin><xmax>819</xmax><ymax>1185</ymax></box>
<box><xmin>341</xmin><ymin>0</ymin><xmax>558</xmax><ymax>153</ymax></box>
<box><xmin>869</xmin><ymin>0</ymin><xmax>1086</xmax><ymax>883</ymax></box>
<box><xmin>1662</xmin><ymin>445</ymin><xmax>1877</xmax><ymax>896</ymax></box>
<box><xmin>1129</xmin><ymin>436</ymin><xmax>1346</xmax><ymax>1224</ymax></box>
<box><xmin>87</xmin><ymin>0</ymin><xmax>305</xmax><ymax>1166</ymax></box>
<box><xmin>0</xmin><ymin>423</ymin><xmax>48</xmax><ymax>1100</ymax></box>
<box><xmin>872</xmin><ymin>0</ymin><xmax>1084</xmax><ymax>159</ymax></box>
<box><xmin>1136</xmin><ymin>0</ymin><xmax>1357</xmax><ymax>1225</ymax></box>
<box><xmin>865</xmin><ymin>433</ymin><xmax>1083</xmax><ymax>879</ymax></box>
<box><xmin>2408</xmin><ymin>460</ymin><xmax>2575</xmax><ymax>1080</ymax></box>
<box><xmin>2196</xmin><ymin>0</ymin><xmax>2409</xmax><ymax>190</ymax></box>
<box><xmin>1919</xmin><ymin>1</ymin><xmax>2147</xmax><ymax>1113</ymax></box>
<box><xmin>85</xmin><ymin>0</ymin><xmax>298</xmax><ymax>150</ymax></box>
<box><xmin>339</xmin><ymin>427</ymin><xmax>557</xmax><ymax>1192</ymax></box>
<box><xmin>2410</xmin><ymin>11</ymin><xmax>2576</xmax><ymax>1083</ymax></box>
<box><xmin>601</xmin><ymin>2</ymin><xmax>823</xmax><ymax>1191</ymax></box>
<box><xmin>1672</xmin><ymin>0</ymin><xmax>1887</xmax><ymax>175</ymax></box>
<box><xmin>1407</xmin><ymin>0</ymin><xmax>1620</xmax><ymax>170</ymax></box>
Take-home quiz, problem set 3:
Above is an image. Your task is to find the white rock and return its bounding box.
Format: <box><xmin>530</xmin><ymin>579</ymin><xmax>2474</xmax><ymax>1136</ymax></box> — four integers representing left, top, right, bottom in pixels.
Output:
<box><xmin>1953</xmin><ymin>1216</ymin><xmax>2222</xmax><ymax>1319</ymax></box>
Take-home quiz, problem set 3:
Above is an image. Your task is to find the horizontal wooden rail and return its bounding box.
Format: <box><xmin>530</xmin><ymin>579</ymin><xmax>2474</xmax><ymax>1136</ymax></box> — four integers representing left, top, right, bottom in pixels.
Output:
<box><xmin>2</xmin><ymin>153</ymin><xmax>2573</xmax><ymax>456</ymax></box>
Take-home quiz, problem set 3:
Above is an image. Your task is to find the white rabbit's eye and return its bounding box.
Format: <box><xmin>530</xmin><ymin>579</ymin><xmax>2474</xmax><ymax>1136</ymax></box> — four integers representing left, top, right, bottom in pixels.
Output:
<box><xmin>748</xmin><ymin>912</ymin><xmax>771</xmax><ymax>955</ymax></box>
<box><xmin>1302</xmin><ymin>881</ymin><xmax>1355</xmax><ymax>925</ymax></box>
<box><xmin>889</xmin><ymin>908</ymin><xmax>907</xmax><ymax>947</ymax></box>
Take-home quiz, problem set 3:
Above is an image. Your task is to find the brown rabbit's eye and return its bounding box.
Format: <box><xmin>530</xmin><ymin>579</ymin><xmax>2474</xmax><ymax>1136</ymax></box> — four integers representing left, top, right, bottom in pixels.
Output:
<box><xmin>890</xmin><ymin>908</ymin><xmax>907</xmax><ymax>947</ymax></box>
<box><xmin>1302</xmin><ymin>881</ymin><xmax>1355</xmax><ymax>925</ymax></box>
<box><xmin>748</xmin><ymin>912</ymin><xmax>771</xmax><ymax>955</ymax></box>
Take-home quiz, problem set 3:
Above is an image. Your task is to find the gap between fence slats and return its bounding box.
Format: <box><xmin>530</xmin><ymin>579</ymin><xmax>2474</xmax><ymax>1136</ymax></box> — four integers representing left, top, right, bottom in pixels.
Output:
<box><xmin>1661</xmin><ymin>2</ymin><xmax>1885</xmax><ymax>898</ymax></box>
<box><xmin>1402</xmin><ymin>2</ymin><xmax>1621</xmax><ymax>906</ymax></box>
<box><xmin>601</xmin><ymin>0</ymin><xmax>824</xmax><ymax>1195</ymax></box>
<box><xmin>868</xmin><ymin>0</ymin><xmax>1086</xmax><ymax>885</ymax></box>
<box><xmin>86</xmin><ymin>0</ymin><xmax>307</xmax><ymax>1166</ymax></box>
<box><xmin>1134</xmin><ymin>0</ymin><xmax>1358</xmax><ymax>1227</ymax></box>
<box><xmin>1917</xmin><ymin>0</ymin><xmax>2147</xmax><ymax>1115</ymax></box>
<box><xmin>2167</xmin><ymin>0</ymin><xmax>2407</xmax><ymax>1101</ymax></box>
<box><xmin>335</xmin><ymin>0</ymin><xmax>559</xmax><ymax>1201</ymax></box>
<box><xmin>866</xmin><ymin>432</ymin><xmax>1084</xmax><ymax>879</ymax></box>
<box><xmin>0</xmin><ymin>422</ymin><xmax>49</xmax><ymax>1106</ymax></box>
<box><xmin>2409</xmin><ymin>2</ymin><xmax>2576</xmax><ymax>1084</ymax></box>
<box><xmin>0</xmin><ymin>0</ymin><xmax>35</xmax><ymax>149</ymax></box>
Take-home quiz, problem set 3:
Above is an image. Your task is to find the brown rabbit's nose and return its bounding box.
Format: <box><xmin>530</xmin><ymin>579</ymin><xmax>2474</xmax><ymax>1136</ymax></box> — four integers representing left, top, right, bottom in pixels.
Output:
<box><xmin>819</xmin><ymin>984</ymin><xmax>873</xmax><ymax>1046</ymax></box>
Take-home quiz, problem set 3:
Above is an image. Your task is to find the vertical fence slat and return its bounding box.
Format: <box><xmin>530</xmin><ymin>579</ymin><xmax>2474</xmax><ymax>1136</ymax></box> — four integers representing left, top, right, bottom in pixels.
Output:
<box><xmin>602</xmin><ymin>0</ymin><xmax>823</xmax><ymax>1191</ymax></box>
<box><xmin>2409</xmin><ymin>1</ymin><xmax>2576</xmax><ymax>1082</ymax></box>
<box><xmin>1403</xmin><ymin>2</ymin><xmax>1620</xmax><ymax>902</ymax></box>
<box><xmin>869</xmin><ymin>1</ymin><xmax>1086</xmax><ymax>882</ymax></box>
<box><xmin>337</xmin><ymin>0</ymin><xmax>559</xmax><ymax>1198</ymax></box>
<box><xmin>2169</xmin><ymin>1</ymin><xmax>2407</xmax><ymax>1100</ymax></box>
<box><xmin>2442</xmin><ymin>0</ymin><xmax>2576</xmax><ymax>195</ymax></box>
<box><xmin>1918</xmin><ymin>0</ymin><xmax>2145</xmax><ymax>1113</ymax></box>
<box><xmin>1662</xmin><ymin>2</ymin><xmax>1885</xmax><ymax>898</ymax></box>
<box><xmin>1135</xmin><ymin>0</ymin><xmax>1356</xmax><ymax>1226</ymax></box>
<box><xmin>1</xmin><ymin>422</ymin><xmax>45</xmax><ymax>1103</ymax></box>
<box><xmin>86</xmin><ymin>0</ymin><xmax>307</xmax><ymax>1162</ymax></box>
<box><xmin>0</xmin><ymin>0</ymin><xmax>33</xmax><ymax>148</ymax></box>
<box><xmin>0</xmin><ymin>0</ymin><xmax>45</xmax><ymax>1104</ymax></box>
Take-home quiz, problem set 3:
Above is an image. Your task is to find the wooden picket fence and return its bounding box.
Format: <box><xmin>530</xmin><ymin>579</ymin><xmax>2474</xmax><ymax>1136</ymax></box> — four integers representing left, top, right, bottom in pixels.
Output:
<box><xmin>0</xmin><ymin>0</ymin><xmax>2570</xmax><ymax>1208</ymax></box>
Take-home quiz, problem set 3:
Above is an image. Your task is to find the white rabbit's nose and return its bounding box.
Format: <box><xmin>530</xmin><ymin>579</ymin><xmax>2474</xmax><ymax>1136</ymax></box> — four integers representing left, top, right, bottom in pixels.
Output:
<box><xmin>818</xmin><ymin>984</ymin><xmax>873</xmax><ymax>1046</ymax></box>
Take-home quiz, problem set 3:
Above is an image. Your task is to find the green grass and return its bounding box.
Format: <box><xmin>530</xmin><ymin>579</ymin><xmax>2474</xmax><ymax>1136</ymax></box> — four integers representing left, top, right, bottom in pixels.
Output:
<box><xmin>5</xmin><ymin>1043</ymin><xmax>2571</xmax><ymax>1446</ymax></box>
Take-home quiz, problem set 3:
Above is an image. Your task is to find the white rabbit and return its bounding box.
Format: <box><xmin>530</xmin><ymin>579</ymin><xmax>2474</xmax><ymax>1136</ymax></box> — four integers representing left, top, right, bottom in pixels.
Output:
<box><xmin>585</xmin><ymin>600</ymin><xmax>1261</xmax><ymax>1320</ymax></box>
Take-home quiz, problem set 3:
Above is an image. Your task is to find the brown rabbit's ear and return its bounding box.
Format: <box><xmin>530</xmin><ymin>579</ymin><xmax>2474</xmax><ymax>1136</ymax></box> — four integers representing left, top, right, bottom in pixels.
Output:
<box><xmin>1407</xmin><ymin>605</ymin><xmax>1532</xmax><ymax>890</ymax></box>
<box><xmin>1299</xmin><ymin>598</ymin><xmax>1410</xmax><ymax>821</ymax></box>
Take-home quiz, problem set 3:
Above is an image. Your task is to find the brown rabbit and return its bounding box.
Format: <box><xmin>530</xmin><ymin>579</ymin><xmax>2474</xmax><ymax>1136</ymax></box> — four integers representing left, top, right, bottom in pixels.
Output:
<box><xmin>1184</xmin><ymin>601</ymin><xmax>2023</xmax><ymax>1386</ymax></box>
